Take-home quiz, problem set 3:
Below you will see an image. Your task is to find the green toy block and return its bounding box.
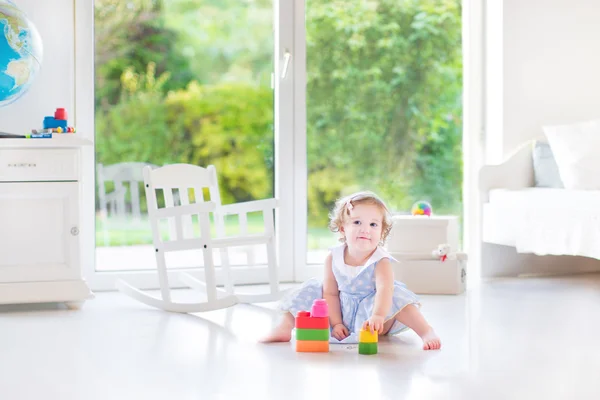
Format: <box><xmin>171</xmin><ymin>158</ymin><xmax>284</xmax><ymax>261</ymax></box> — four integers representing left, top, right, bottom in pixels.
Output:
<box><xmin>358</xmin><ymin>342</ymin><xmax>378</xmax><ymax>355</ymax></box>
<box><xmin>295</xmin><ymin>328</ymin><xmax>330</xmax><ymax>341</ymax></box>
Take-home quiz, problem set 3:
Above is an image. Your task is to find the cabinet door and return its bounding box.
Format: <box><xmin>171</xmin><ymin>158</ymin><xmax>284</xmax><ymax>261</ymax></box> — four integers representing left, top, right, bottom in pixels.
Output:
<box><xmin>0</xmin><ymin>182</ymin><xmax>80</xmax><ymax>282</ymax></box>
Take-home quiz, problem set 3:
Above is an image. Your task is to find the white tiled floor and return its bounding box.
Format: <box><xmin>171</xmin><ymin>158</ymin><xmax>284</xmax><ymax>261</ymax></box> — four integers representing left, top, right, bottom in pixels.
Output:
<box><xmin>1</xmin><ymin>274</ymin><xmax>600</xmax><ymax>399</ymax></box>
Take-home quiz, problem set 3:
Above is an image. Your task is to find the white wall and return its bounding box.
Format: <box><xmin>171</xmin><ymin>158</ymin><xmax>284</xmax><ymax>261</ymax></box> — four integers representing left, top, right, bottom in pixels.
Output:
<box><xmin>486</xmin><ymin>0</ymin><xmax>600</xmax><ymax>159</ymax></box>
<box><xmin>484</xmin><ymin>0</ymin><xmax>503</xmax><ymax>163</ymax></box>
<box><xmin>0</xmin><ymin>0</ymin><xmax>75</xmax><ymax>134</ymax></box>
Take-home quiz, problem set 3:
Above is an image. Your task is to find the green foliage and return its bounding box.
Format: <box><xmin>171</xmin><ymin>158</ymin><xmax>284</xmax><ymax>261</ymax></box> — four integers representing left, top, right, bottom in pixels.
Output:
<box><xmin>95</xmin><ymin>63</ymin><xmax>189</xmax><ymax>166</ymax></box>
<box><xmin>306</xmin><ymin>0</ymin><xmax>462</xmax><ymax>222</ymax></box>
<box><xmin>96</xmin><ymin>70</ymin><xmax>274</xmax><ymax>206</ymax></box>
<box><xmin>95</xmin><ymin>0</ymin><xmax>194</xmax><ymax>107</ymax></box>
<box><xmin>166</xmin><ymin>82</ymin><xmax>274</xmax><ymax>204</ymax></box>
<box><xmin>163</xmin><ymin>0</ymin><xmax>273</xmax><ymax>86</ymax></box>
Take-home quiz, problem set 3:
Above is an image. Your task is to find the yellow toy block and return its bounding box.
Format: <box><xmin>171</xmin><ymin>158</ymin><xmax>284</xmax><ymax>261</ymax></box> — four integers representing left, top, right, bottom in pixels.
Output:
<box><xmin>358</xmin><ymin>328</ymin><xmax>378</xmax><ymax>343</ymax></box>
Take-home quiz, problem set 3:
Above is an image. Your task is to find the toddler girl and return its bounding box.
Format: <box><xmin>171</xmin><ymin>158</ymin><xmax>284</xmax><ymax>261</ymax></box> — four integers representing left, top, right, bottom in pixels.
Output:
<box><xmin>261</xmin><ymin>191</ymin><xmax>441</xmax><ymax>350</ymax></box>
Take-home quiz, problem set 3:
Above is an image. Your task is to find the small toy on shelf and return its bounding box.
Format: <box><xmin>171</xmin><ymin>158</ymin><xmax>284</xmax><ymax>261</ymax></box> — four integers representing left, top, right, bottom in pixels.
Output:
<box><xmin>43</xmin><ymin>116</ymin><xmax>67</xmax><ymax>130</ymax></box>
<box><xmin>358</xmin><ymin>326</ymin><xmax>378</xmax><ymax>355</ymax></box>
<box><xmin>295</xmin><ymin>299</ymin><xmax>330</xmax><ymax>352</ymax></box>
<box><xmin>411</xmin><ymin>200</ymin><xmax>433</xmax><ymax>217</ymax></box>
<box><xmin>54</xmin><ymin>107</ymin><xmax>68</xmax><ymax>120</ymax></box>
<box><xmin>40</xmin><ymin>108</ymin><xmax>76</xmax><ymax>134</ymax></box>
<box><xmin>432</xmin><ymin>243</ymin><xmax>451</xmax><ymax>262</ymax></box>
<box><xmin>24</xmin><ymin>132</ymin><xmax>52</xmax><ymax>139</ymax></box>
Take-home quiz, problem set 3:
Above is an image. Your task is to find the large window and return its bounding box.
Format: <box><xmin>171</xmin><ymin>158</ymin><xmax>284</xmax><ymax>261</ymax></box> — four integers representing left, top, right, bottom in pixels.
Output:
<box><xmin>89</xmin><ymin>0</ymin><xmax>463</xmax><ymax>286</ymax></box>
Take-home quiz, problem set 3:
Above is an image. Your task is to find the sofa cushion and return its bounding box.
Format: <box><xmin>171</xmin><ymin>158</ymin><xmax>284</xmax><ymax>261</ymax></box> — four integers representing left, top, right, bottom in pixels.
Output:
<box><xmin>543</xmin><ymin>119</ymin><xmax>600</xmax><ymax>190</ymax></box>
<box><xmin>532</xmin><ymin>141</ymin><xmax>564</xmax><ymax>188</ymax></box>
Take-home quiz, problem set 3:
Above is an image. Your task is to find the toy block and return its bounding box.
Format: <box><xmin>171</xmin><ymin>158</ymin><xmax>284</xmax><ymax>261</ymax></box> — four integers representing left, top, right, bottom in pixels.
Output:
<box><xmin>43</xmin><ymin>116</ymin><xmax>67</xmax><ymax>130</ymax></box>
<box><xmin>296</xmin><ymin>340</ymin><xmax>329</xmax><ymax>353</ymax></box>
<box><xmin>358</xmin><ymin>342</ymin><xmax>378</xmax><ymax>355</ymax></box>
<box><xmin>295</xmin><ymin>311</ymin><xmax>329</xmax><ymax>329</ymax></box>
<box><xmin>295</xmin><ymin>328</ymin><xmax>329</xmax><ymax>341</ymax></box>
<box><xmin>358</xmin><ymin>328</ymin><xmax>378</xmax><ymax>343</ymax></box>
<box><xmin>54</xmin><ymin>108</ymin><xmax>68</xmax><ymax>120</ymax></box>
<box><xmin>310</xmin><ymin>299</ymin><xmax>329</xmax><ymax>317</ymax></box>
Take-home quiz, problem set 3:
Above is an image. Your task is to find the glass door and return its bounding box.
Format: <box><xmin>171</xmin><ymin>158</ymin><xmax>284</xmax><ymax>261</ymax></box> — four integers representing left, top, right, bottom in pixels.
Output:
<box><xmin>92</xmin><ymin>0</ymin><xmax>288</xmax><ymax>289</ymax></box>
<box><xmin>303</xmin><ymin>0</ymin><xmax>463</xmax><ymax>275</ymax></box>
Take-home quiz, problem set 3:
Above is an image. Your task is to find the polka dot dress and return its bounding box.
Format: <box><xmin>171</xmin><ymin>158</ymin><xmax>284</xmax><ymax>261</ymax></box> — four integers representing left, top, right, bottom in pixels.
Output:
<box><xmin>279</xmin><ymin>244</ymin><xmax>421</xmax><ymax>338</ymax></box>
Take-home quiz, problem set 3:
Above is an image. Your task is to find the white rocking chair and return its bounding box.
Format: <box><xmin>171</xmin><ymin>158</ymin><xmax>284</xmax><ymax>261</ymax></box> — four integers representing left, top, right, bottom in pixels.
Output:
<box><xmin>116</xmin><ymin>163</ymin><xmax>287</xmax><ymax>312</ymax></box>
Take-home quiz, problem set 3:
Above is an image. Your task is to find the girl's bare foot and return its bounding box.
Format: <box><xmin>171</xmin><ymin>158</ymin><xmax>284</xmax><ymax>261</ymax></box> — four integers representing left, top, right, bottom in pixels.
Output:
<box><xmin>394</xmin><ymin>305</ymin><xmax>441</xmax><ymax>350</ymax></box>
<box><xmin>259</xmin><ymin>312</ymin><xmax>294</xmax><ymax>343</ymax></box>
<box><xmin>259</xmin><ymin>326</ymin><xmax>293</xmax><ymax>343</ymax></box>
<box><xmin>420</xmin><ymin>328</ymin><xmax>441</xmax><ymax>350</ymax></box>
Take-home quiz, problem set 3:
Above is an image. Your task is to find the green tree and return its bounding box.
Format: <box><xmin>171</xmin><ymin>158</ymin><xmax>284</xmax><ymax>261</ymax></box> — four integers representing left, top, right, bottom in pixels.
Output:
<box><xmin>95</xmin><ymin>0</ymin><xmax>194</xmax><ymax>107</ymax></box>
<box><xmin>166</xmin><ymin>81</ymin><xmax>274</xmax><ymax>204</ymax></box>
<box><xmin>95</xmin><ymin>63</ymin><xmax>189</xmax><ymax>166</ymax></box>
<box><xmin>306</xmin><ymin>0</ymin><xmax>462</xmax><ymax>223</ymax></box>
<box><xmin>96</xmin><ymin>69</ymin><xmax>274</xmax><ymax>206</ymax></box>
<box><xmin>163</xmin><ymin>0</ymin><xmax>273</xmax><ymax>87</ymax></box>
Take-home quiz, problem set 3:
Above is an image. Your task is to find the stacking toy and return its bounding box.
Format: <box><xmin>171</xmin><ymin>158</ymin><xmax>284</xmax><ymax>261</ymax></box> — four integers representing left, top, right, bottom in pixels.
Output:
<box><xmin>295</xmin><ymin>299</ymin><xmax>330</xmax><ymax>352</ymax></box>
<box><xmin>358</xmin><ymin>327</ymin><xmax>378</xmax><ymax>355</ymax></box>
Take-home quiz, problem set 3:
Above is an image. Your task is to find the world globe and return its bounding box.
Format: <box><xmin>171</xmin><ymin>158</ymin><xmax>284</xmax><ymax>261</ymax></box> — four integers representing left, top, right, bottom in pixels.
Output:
<box><xmin>0</xmin><ymin>0</ymin><xmax>43</xmax><ymax>107</ymax></box>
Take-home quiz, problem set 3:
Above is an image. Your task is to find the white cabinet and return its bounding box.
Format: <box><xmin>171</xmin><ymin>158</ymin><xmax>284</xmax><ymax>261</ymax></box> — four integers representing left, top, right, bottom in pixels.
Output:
<box><xmin>0</xmin><ymin>138</ymin><xmax>93</xmax><ymax>308</ymax></box>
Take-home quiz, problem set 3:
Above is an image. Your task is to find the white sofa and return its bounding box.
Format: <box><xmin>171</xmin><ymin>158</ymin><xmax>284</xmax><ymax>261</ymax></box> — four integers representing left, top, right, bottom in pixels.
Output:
<box><xmin>479</xmin><ymin>140</ymin><xmax>600</xmax><ymax>277</ymax></box>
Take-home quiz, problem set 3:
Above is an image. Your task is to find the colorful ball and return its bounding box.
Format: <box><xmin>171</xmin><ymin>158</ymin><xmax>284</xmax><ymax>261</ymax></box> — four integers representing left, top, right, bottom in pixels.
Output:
<box><xmin>411</xmin><ymin>201</ymin><xmax>432</xmax><ymax>217</ymax></box>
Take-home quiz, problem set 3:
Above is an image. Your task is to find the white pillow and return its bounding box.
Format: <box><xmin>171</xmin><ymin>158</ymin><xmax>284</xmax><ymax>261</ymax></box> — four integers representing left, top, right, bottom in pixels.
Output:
<box><xmin>543</xmin><ymin>119</ymin><xmax>600</xmax><ymax>190</ymax></box>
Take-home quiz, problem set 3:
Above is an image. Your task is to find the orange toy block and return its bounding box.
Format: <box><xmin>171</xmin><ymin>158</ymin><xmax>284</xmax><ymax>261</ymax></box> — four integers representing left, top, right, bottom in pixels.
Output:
<box><xmin>295</xmin><ymin>340</ymin><xmax>329</xmax><ymax>353</ymax></box>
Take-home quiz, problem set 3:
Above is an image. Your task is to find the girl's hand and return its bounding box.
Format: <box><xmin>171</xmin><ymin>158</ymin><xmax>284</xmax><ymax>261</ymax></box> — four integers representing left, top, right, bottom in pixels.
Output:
<box><xmin>363</xmin><ymin>315</ymin><xmax>385</xmax><ymax>334</ymax></box>
<box><xmin>331</xmin><ymin>323</ymin><xmax>349</xmax><ymax>341</ymax></box>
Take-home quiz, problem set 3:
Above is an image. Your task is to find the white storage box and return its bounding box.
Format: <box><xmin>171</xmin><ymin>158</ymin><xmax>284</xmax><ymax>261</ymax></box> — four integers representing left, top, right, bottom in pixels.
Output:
<box><xmin>387</xmin><ymin>215</ymin><xmax>460</xmax><ymax>254</ymax></box>
<box><xmin>391</xmin><ymin>253</ymin><xmax>468</xmax><ymax>295</ymax></box>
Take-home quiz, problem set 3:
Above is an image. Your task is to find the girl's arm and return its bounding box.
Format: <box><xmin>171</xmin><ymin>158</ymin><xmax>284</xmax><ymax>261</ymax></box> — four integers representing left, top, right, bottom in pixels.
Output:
<box><xmin>372</xmin><ymin>258</ymin><xmax>395</xmax><ymax>318</ymax></box>
<box><xmin>322</xmin><ymin>253</ymin><xmax>343</xmax><ymax>327</ymax></box>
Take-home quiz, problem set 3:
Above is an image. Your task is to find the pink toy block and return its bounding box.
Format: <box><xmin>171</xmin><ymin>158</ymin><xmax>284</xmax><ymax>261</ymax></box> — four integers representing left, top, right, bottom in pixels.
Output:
<box><xmin>311</xmin><ymin>299</ymin><xmax>329</xmax><ymax>318</ymax></box>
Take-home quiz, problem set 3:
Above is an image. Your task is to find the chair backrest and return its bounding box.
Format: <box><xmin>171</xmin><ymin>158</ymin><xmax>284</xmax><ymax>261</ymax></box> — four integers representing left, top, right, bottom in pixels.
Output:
<box><xmin>97</xmin><ymin>162</ymin><xmax>158</xmax><ymax>219</ymax></box>
<box><xmin>143</xmin><ymin>164</ymin><xmax>224</xmax><ymax>241</ymax></box>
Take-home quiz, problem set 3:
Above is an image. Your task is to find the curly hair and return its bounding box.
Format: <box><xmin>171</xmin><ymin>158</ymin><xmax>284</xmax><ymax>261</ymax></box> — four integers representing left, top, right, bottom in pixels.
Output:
<box><xmin>328</xmin><ymin>191</ymin><xmax>393</xmax><ymax>245</ymax></box>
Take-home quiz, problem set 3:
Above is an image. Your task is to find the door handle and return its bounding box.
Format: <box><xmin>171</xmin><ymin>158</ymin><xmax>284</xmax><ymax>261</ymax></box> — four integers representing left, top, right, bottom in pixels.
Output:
<box><xmin>281</xmin><ymin>50</ymin><xmax>291</xmax><ymax>79</ymax></box>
